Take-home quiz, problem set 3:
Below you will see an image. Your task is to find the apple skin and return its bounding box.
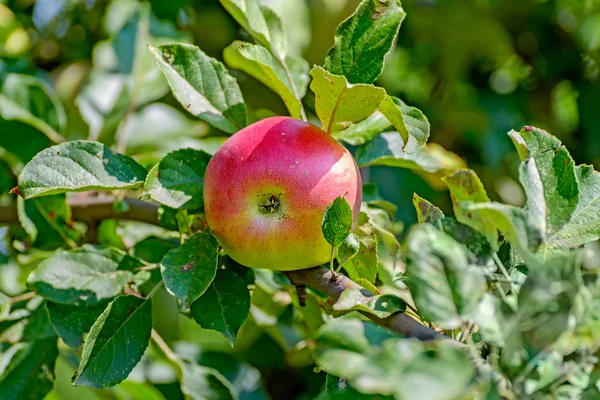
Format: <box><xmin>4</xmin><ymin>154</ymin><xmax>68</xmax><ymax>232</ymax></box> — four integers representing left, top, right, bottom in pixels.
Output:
<box><xmin>203</xmin><ymin>116</ymin><xmax>362</xmax><ymax>270</ymax></box>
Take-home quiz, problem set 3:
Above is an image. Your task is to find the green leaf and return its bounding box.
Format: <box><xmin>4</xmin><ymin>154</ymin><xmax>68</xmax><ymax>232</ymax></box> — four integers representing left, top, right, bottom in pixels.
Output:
<box><xmin>160</xmin><ymin>232</ymin><xmax>219</xmax><ymax>311</ymax></box>
<box><xmin>379</xmin><ymin>96</ymin><xmax>429</xmax><ymax>153</ymax></box>
<box><xmin>314</xmin><ymin>320</ymin><xmax>475</xmax><ymax>399</ymax></box>
<box><xmin>219</xmin><ymin>0</ymin><xmax>286</xmax><ymax>59</ymax></box>
<box><xmin>333</xmin><ymin>287</ymin><xmax>405</xmax><ymax>318</ymax></box>
<box><xmin>27</xmin><ymin>245</ymin><xmax>141</xmax><ymax>305</ymax></box>
<box><xmin>0</xmin><ymin>93</ymin><xmax>64</xmax><ymax>145</ymax></box>
<box><xmin>550</xmin><ymin>165</ymin><xmax>600</xmax><ymax>248</ymax></box>
<box><xmin>223</xmin><ymin>41</ymin><xmax>308</xmax><ymax>120</ymax></box>
<box><xmin>73</xmin><ymin>295</ymin><xmax>153</xmax><ymax>388</ymax></box>
<box><xmin>144</xmin><ymin>148</ymin><xmax>211</xmax><ymax>210</ymax></box>
<box><xmin>332</xmin><ymin>111</ymin><xmax>391</xmax><ymax>145</ymax></box>
<box><xmin>405</xmin><ymin>224</ymin><xmax>486</xmax><ymax>329</ymax></box>
<box><xmin>17</xmin><ymin>194</ymin><xmax>81</xmax><ymax>250</ymax></box>
<box><xmin>458</xmin><ymin>202</ymin><xmax>542</xmax><ymax>256</ymax></box>
<box><xmin>514</xmin><ymin>252</ymin><xmax>582</xmax><ymax>353</ymax></box>
<box><xmin>324</xmin><ymin>0</ymin><xmax>405</xmax><ymax>84</ymax></box>
<box><xmin>149</xmin><ymin>43</ymin><xmax>247</xmax><ymax>134</ymax></box>
<box><xmin>337</xmin><ymin>233</ymin><xmax>360</xmax><ymax>265</ymax></box>
<box><xmin>310</xmin><ymin>66</ymin><xmax>385</xmax><ymax>133</ymax></box>
<box><xmin>0</xmin><ymin>338</ymin><xmax>58</xmax><ymax>400</ymax></box>
<box><xmin>322</xmin><ymin>197</ymin><xmax>354</xmax><ymax>247</ymax></box>
<box><xmin>509</xmin><ymin>127</ymin><xmax>579</xmax><ymax>237</ymax></box>
<box><xmin>181</xmin><ymin>363</ymin><xmax>237</xmax><ymax>400</ymax></box>
<box><xmin>76</xmin><ymin>72</ymin><xmax>130</xmax><ymax>146</ymax></box>
<box><xmin>46</xmin><ymin>301</ymin><xmax>106</xmax><ymax>348</ymax></box>
<box><xmin>16</xmin><ymin>141</ymin><xmax>147</xmax><ymax>199</ymax></box>
<box><xmin>2</xmin><ymin>73</ymin><xmax>66</xmax><ymax>134</ymax></box>
<box><xmin>190</xmin><ymin>269</ymin><xmax>250</xmax><ymax>345</ymax></box>
<box><xmin>443</xmin><ymin>169</ymin><xmax>499</xmax><ymax>249</ymax></box>
<box><xmin>413</xmin><ymin>193</ymin><xmax>444</xmax><ymax>228</ymax></box>
<box><xmin>342</xmin><ymin>213</ymin><xmax>379</xmax><ymax>283</ymax></box>
<box><xmin>362</xmin><ymin>182</ymin><xmax>397</xmax><ymax>216</ymax></box>
<box><xmin>355</xmin><ymin>132</ymin><xmax>465</xmax><ymax>174</ymax></box>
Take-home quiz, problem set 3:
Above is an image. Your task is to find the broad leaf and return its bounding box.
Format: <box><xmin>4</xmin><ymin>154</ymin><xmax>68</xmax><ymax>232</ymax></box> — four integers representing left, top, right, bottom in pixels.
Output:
<box><xmin>0</xmin><ymin>93</ymin><xmax>63</xmax><ymax>146</ymax></box>
<box><xmin>413</xmin><ymin>194</ymin><xmax>444</xmax><ymax>228</ymax></box>
<box><xmin>337</xmin><ymin>233</ymin><xmax>360</xmax><ymax>265</ymax></box>
<box><xmin>379</xmin><ymin>96</ymin><xmax>429</xmax><ymax>153</ymax></box>
<box><xmin>342</xmin><ymin>212</ymin><xmax>378</xmax><ymax>283</ymax></box>
<box><xmin>551</xmin><ymin>165</ymin><xmax>600</xmax><ymax>248</ymax></box>
<box><xmin>322</xmin><ymin>197</ymin><xmax>354</xmax><ymax>247</ymax></box>
<box><xmin>149</xmin><ymin>44</ymin><xmax>247</xmax><ymax>133</ymax></box>
<box><xmin>16</xmin><ymin>141</ymin><xmax>147</xmax><ymax>199</ymax></box>
<box><xmin>17</xmin><ymin>194</ymin><xmax>81</xmax><ymax>250</ymax></box>
<box><xmin>181</xmin><ymin>362</ymin><xmax>237</xmax><ymax>400</ymax></box>
<box><xmin>332</xmin><ymin>111</ymin><xmax>391</xmax><ymax>145</ymax></box>
<box><xmin>144</xmin><ymin>148</ymin><xmax>211</xmax><ymax>210</ymax></box>
<box><xmin>190</xmin><ymin>269</ymin><xmax>250</xmax><ymax>345</ymax></box>
<box><xmin>160</xmin><ymin>232</ymin><xmax>219</xmax><ymax>311</ymax></box>
<box><xmin>355</xmin><ymin>132</ymin><xmax>465</xmax><ymax>175</ymax></box>
<box><xmin>76</xmin><ymin>72</ymin><xmax>130</xmax><ymax>145</ymax></box>
<box><xmin>2</xmin><ymin>73</ymin><xmax>66</xmax><ymax>134</ymax></box>
<box><xmin>223</xmin><ymin>41</ymin><xmax>308</xmax><ymax>120</ymax></box>
<box><xmin>405</xmin><ymin>224</ymin><xmax>486</xmax><ymax>328</ymax></box>
<box><xmin>458</xmin><ymin>202</ymin><xmax>542</xmax><ymax>256</ymax></box>
<box><xmin>0</xmin><ymin>338</ymin><xmax>58</xmax><ymax>400</ymax></box>
<box><xmin>73</xmin><ymin>295</ymin><xmax>153</xmax><ymax>388</ymax></box>
<box><xmin>310</xmin><ymin>66</ymin><xmax>385</xmax><ymax>133</ymax></box>
<box><xmin>27</xmin><ymin>245</ymin><xmax>140</xmax><ymax>305</ymax></box>
<box><xmin>46</xmin><ymin>301</ymin><xmax>107</xmax><ymax>348</ymax></box>
<box><xmin>219</xmin><ymin>0</ymin><xmax>286</xmax><ymax>59</ymax></box>
<box><xmin>509</xmin><ymin>127</ymin><xmax>579</xmax><ymax>237</ymax></box>
<box><xmin>314</xmin><ymin>320</ymin><xmax>475</xmax><ymax>398</ymax></box>
<box><xmin>333</xmin><ymin>287</ymin><xmax>405</xmax><ymax>318</ymax></box>
<box><xmin>324</xmin><ymin>0</ymin><xmax>405</xmax><ymax>84</ymax></box>
<box><xmin>443</xmin><ymin>169</ymin><xmax>499</xmax><ymax>249</ymax></box>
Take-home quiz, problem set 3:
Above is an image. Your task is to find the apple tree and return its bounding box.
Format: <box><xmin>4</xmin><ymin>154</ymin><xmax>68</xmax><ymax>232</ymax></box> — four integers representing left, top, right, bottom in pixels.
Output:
<box><xmin>1</xmin><ymin>0</ymin><xmax>600</xmax><ymax>399</ymax></box>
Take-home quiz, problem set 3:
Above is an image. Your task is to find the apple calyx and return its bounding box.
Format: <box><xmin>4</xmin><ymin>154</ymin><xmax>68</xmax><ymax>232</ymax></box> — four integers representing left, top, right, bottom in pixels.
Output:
<box><xmin>258</xmin><ymin>193</ymin><xmax>282</xmax><ymax>214</ymax></box>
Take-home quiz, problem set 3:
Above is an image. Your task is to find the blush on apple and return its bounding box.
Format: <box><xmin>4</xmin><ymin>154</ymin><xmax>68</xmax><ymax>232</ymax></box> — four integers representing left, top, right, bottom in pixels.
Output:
<box><xmin>203</xmin><ymin>116</ymin><xmax>362</xmax><ymax>270</ymax></box>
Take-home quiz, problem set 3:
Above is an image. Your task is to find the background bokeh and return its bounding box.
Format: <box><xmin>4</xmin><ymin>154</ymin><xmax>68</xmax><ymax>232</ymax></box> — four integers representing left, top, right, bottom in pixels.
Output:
<box><xmin>1</xmin><ymin>0</ymin><xmax>598</xmax><ymax>399</ymax></box>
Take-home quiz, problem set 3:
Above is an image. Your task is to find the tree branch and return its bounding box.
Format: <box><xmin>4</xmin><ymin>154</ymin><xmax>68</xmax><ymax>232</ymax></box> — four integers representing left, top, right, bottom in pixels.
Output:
<box><xmin>284</xmin><ymin>267</ymin><xmax>446</xmax><ymax>341</ymax></box>
<box><xmin>1</xmin><ymin>196</ymin><xmax>443</xmax><ymax>341</ymax></box>
<box><xmin>0</xmin><ymin>196</ymin><xmax>160</xmax><ymax>226</ymax></box>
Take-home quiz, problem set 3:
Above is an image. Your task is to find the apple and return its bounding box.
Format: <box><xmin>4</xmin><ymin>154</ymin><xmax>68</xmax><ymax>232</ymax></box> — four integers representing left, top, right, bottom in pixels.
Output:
<box><xmin>203</xmin><ymin>116</ymin><xmax>362</xmax><ymax>270</ymax></box>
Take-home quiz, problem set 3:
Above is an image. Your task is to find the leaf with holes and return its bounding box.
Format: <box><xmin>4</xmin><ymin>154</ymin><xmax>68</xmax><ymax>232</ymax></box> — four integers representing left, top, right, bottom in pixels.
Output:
<box><xmin>16</xmin><ymin>141</ymin><xmax>147</xmax><ymax>199</ymax></box>
<box><xmin>160</xmin><ymin>232</ymin><xmax>219</xmax><ymax>311</ymax></box>
<box><xmin>310</xmin><ymin>66</ymin><xmax>385</xmax><ymax>133</ymax></box>
<box><xmin>149</xmin><ymin>44</ymin><xmax>247</xmax><ymax>134</ymax></box>
<box><xmin>190</xmin><ymin>269</ymin><xmax>250</xmax><ymax>345</ymax></box>
<box><xmin>144</xmin><ymin>148</ymin><xmax>211</xmax><ymax>210</ymax></box>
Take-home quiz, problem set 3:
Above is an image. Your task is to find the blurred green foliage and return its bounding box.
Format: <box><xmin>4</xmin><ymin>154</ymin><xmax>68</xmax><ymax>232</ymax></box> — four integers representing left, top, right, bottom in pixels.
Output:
<box><xmin>1</xmin><ymin>0</ymin><xmax>600</xmax><ymax>398</ymax></box>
